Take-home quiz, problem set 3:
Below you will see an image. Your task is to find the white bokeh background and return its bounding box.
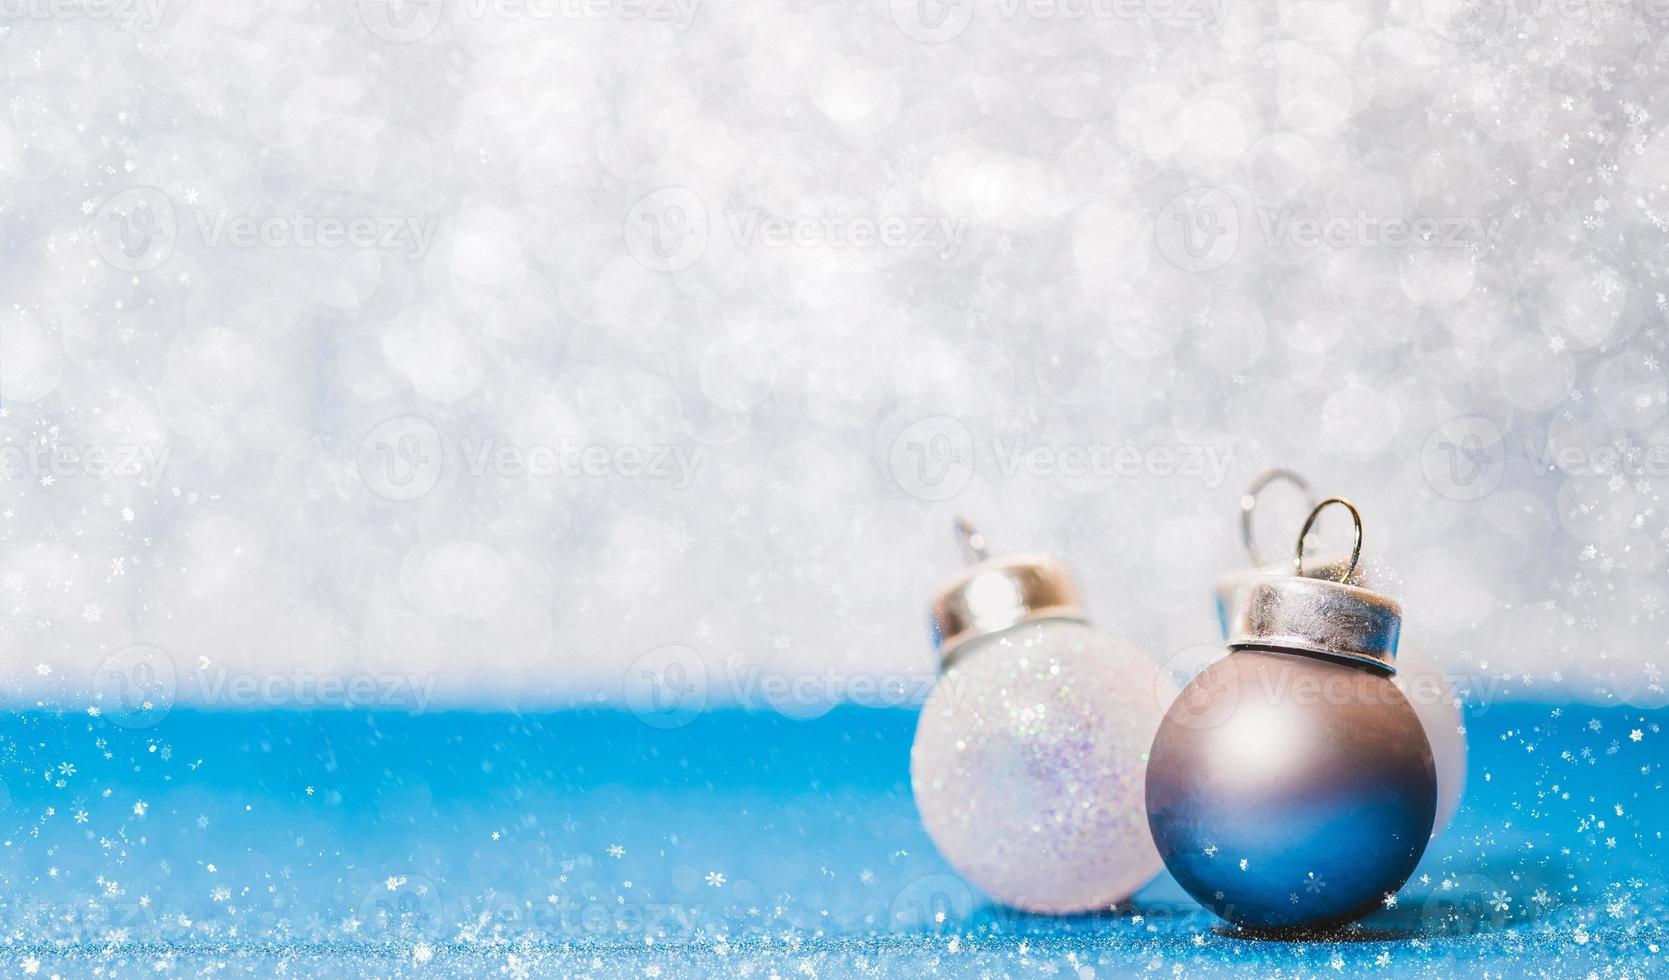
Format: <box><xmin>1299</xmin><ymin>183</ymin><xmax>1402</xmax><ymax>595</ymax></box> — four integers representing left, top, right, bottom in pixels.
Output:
<box><xmin>0</xmin><ymin>0</ymin><xmax>1664</xmax><ymax>711</ymax></box>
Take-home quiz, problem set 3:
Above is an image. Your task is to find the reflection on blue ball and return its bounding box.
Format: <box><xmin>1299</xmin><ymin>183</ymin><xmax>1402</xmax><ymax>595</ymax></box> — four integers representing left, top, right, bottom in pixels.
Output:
<box><xmin>1146</xmin><ymin>649</ymin><xmax>1437</xmax><ymax>931</ymax></box>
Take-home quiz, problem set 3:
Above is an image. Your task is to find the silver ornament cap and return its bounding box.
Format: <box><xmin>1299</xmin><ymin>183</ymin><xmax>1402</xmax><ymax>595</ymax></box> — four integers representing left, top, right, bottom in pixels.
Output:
<box><xmin>1228</xmin><ymin>576</ymin><xmax>1402</xmax><ymax>673</ymax></box>
<box><xmin>1213</xmin><ymin>554</ymin><xmax>1363</xmax><ymax>638</ymax></box>
<box><xmin>1226</xmin><ymin>497</ymin><xmax>1402</xmax><ymax>674</ymax></box>
<box><xmin>928</xmin><ymin>517</ymin><xmax>1087</xmax><ymax>665</ymax></box>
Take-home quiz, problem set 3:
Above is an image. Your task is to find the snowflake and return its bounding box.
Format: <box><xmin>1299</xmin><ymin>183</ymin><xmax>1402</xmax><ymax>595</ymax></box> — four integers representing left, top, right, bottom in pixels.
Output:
<box><xmin>608</xmin><ymin>844</ymin><xmax>625</xmax><ymax>858</ymax></box>
<box><xmin>705</xmin><ymin>871</ymin><xmax>726</xmax><ymax>888</ymax></box>
<box><xmin>1382</xmin><ymin>893</ymin><xmax>1397</xmax><ymax>909</ymax></box>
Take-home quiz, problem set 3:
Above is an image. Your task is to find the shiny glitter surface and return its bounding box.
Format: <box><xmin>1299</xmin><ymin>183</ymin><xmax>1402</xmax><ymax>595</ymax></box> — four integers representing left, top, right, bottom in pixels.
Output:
<box><xmin>910</xmin><ymin>621</ymin><xmax>1174</xmax><ymax>914</ymax></box>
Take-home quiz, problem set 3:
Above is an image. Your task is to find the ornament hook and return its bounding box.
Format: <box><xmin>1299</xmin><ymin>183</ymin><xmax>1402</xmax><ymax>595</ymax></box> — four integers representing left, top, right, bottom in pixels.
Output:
<box><xmin>953</xmin><ymin>515</ymin><xmax>990</xmax><ymax>565</ymax></box>
<box><xmin>1240</xmin><ymin>468</ymin><xmax>1317</xmax><ymax>568</ymax></box>
<box><xmin>1294</xmin><ymin>497</ymin><xmax>1363</xmax><ymax>584</ymax></box>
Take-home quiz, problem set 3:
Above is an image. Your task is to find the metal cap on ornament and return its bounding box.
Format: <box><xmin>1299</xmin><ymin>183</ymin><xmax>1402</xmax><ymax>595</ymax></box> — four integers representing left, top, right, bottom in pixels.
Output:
<box><xmin>1227</xmin><ymin>497</ymin><xmax>1403</xmax><ymax>675</ymax></box>
<box><xmin>928</xmin><ymin>517</ymin><xmax>1087</xmax><ymax>668</ymax></box>
<box><xmin>1214</xmin><ymin>467</ymin><xmax>1370</xmax><ymax>636</ymax></box>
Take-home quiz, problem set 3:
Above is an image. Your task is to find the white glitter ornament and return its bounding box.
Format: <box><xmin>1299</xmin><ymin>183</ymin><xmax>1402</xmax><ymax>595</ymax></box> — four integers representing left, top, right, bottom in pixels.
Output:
<box><xmin>910</xmin><ymin>519</ymin><xmax>1172</xmax><ymax>914</ymax></box>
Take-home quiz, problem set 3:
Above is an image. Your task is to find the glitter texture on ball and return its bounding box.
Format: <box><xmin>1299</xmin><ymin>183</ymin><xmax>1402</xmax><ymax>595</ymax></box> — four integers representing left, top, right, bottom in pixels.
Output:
<box><xmin>911</xmin><ymin>621</ymin><xmax>1172</xmax><ymax>914</ymax></box>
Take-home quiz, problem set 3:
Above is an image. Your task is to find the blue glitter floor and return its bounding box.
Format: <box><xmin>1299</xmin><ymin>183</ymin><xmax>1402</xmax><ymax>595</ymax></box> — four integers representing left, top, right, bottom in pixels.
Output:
<box><xmin>0</xmin><ymin>702</ymin><xmax>1660</xmax><ymax>976</ymax></box>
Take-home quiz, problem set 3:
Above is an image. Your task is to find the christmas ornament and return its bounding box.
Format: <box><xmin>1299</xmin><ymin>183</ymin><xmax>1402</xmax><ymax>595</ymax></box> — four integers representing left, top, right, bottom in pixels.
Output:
<box><xmin>1149</xmin><ymin>498</ymin><xmax>1436</xmax><ymax>931</ymax></box>
<box><xmin>1215</xmin><ymin>469</ymin><xmax>1467</xmax><ymax>834</ymax></box>
<box><xmin>910</xmin><ymin>518</ymin><xmax>1172</xmax><ymax>914</ymax></box>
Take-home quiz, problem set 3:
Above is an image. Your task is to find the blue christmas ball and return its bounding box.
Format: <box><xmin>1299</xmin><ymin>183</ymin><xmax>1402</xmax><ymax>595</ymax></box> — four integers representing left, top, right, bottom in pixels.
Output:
<box><xmin>1146</xmin><ymin>648</ymin><xmax>1437</xmax><ymax>931</ymax></box>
